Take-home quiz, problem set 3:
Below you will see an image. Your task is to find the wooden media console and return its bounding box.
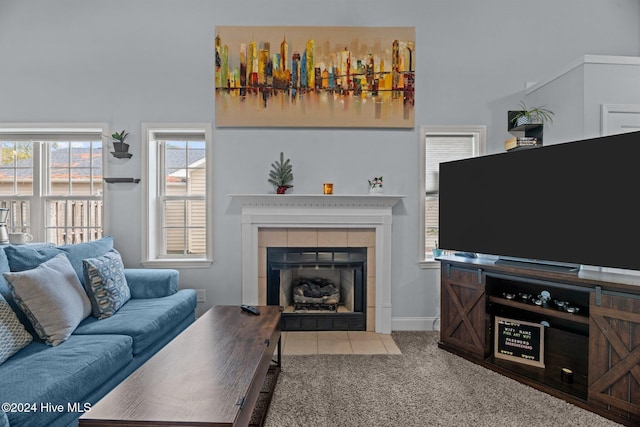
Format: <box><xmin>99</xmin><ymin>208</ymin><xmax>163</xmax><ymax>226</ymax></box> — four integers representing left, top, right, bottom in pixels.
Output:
<box><xmin>439</xmin><ymin>255</ymin><xmax>640</xmax><ymax>426</ymax></box>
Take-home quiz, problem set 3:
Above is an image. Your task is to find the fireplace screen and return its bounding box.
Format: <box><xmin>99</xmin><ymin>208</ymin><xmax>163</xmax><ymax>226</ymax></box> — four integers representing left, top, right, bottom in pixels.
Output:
<box><xmin>267</xmin><ymin>247</ymin><xmax>366</xmax><ymax>331</ymax></box>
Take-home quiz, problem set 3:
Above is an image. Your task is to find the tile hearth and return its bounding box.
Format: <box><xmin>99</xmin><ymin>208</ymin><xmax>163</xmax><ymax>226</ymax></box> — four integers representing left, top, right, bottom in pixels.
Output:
<box><xmin>282</xmin><ymin>331</ymin><xmax>401</xmax><ymax>355</ymax></box>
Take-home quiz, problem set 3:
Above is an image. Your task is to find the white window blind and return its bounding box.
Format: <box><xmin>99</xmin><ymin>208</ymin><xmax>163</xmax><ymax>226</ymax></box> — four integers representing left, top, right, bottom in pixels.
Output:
<box><xmin>420</xmin><ymin>127</ymin><xmax>485</xmax><ymax>265</ymax></box>
<box><xmin>425</xmin><ymin>136</ymin><xmax>477</xmax><ymax>194</ymax></box>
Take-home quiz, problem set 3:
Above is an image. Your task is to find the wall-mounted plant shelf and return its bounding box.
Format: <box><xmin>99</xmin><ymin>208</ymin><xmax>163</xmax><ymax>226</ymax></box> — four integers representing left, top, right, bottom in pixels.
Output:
<box><xmin>103</xmin><ymin>178</ymin><xmax>141</xmax><ymax>184</ymax></box>
<box><xmin>111</xmin><ymin>151</ymin><xmax>133</xmax><ymax>159</ymax></box>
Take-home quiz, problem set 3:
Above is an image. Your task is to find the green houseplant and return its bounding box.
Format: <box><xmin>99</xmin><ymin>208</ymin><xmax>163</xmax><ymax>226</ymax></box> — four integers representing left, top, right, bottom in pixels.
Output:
<box><xmin>104</xmin><ymin>129</ymin><xmax>132</xmax><ymax>158</ymax></box>
<box><xmin>511</xmin><ymin>102</ymin><xmax>555</xmax><ymax>127</ymax></box>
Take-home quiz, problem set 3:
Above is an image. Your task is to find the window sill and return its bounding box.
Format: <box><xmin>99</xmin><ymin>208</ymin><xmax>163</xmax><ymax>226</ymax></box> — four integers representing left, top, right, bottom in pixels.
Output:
<box><xmin>419</xmin><ymin>259</ymin><xmax>442</xmax><ymax>269</ymax></box>
<box><xmin>141</xmin><ymin>258</ymin><xmax>213</xmax><ymax>269</ymax></box>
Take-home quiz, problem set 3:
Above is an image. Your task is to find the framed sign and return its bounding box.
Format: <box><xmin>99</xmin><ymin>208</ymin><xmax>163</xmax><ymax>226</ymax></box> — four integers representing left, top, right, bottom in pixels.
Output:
<box><xmin>494</xmin><ymin>316</ymin><xmax>545</xmax><ymax>368</ymax></box>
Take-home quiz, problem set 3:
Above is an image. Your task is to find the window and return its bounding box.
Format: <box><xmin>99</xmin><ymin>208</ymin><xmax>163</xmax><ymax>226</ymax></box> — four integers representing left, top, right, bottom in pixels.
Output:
<box><xmin>419</xmin><ymin>126</ymin><xmax>485</xmax><ymax>267</ymax></box>
<box><xmin>143</xmin><ymin>124</ymin><xmax>212</xmax><ymax>267</ymax></box>
<box><xmin>0</xmin><ymin>125</ymin><xmax>105</xmax><ymax>244</ymax></box>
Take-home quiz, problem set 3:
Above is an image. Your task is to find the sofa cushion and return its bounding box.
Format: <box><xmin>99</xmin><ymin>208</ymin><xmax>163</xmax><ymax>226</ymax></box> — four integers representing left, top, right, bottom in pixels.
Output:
<box><xmin>83</xmin><ymin>249</ymin><xmax>131</xmax><ymax>319</ymax></box>
<box><xmin>4</xmin><ymin>254</ymin><xmax>92</xmax><ymax>346</ymax></box>
<box><xmin>0</xmin><ymin>293</ymin><xmax>32</xmax><ymax>365</ymax></box>
<box><xmin>4</xmin><ymin>236</ymin><xmax>113</xmax><ymax>287</ymax></box>
<box><xmin>58</xmin><ymin>236</ymin><xmax>114</xmax><ymax>286</ymax></box>
<box><xmin>3</xmin><ymin>244</ymin><xmax>62</xmax><ymax>272</ymax></box>
<box><xmin>0</xmin><ymin>334</ymin><xmax>133</xmax><ymax>427</ymax></box>
<box><xmin>124</xmin><ymin>269</ymin><xmax>179</xmax><ymax>299</ymax></box>
<box><xmin>74</xmin><ymin>290</ymin><xmax>196</xmax><ymax>355</ymax></box>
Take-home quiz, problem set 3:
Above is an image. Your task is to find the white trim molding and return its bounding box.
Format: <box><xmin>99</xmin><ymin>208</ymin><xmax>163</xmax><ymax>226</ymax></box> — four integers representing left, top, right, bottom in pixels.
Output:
<box><xmin>526</xmin><ymin>55</ymin><xmax>640</xmax><ymax>95</ymax></box>
<box><xmin>230</xmin><ymin>194</ymin><xmax>404</xmax><ymax>334</ymax></box>
<box><xmin>392</xmin><ymin>316</ymin><xmax>440</xmax><ymax>331</ymax></box>
<box><xmin>601</xmin><ymin>104</ymin><xmax>640</xmax><ymax>136</ymax></box>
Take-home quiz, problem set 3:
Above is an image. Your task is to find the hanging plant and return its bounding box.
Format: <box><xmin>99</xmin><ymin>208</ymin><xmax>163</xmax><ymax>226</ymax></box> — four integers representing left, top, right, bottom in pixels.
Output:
<box><xmin>268</xmin><ymin>152</ymin><xmax>294</xmax><ymax>194</ymax></box>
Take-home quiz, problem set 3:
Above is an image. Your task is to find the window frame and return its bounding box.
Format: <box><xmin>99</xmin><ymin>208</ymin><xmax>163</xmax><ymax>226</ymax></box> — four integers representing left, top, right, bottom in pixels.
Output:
<box><xmin>142</xmin><ymin>123</ymin><xmax>213</xmax><ymax>268</ymax></box>
<box><xmin>419</xmin><ymin>125</ymin><xmax>486</xmax><ymax>268</ymax></box>
<box><xmin>0</xmin><ymin>123</ymin><xmax>107</xmax><ymax>244</ymax></box>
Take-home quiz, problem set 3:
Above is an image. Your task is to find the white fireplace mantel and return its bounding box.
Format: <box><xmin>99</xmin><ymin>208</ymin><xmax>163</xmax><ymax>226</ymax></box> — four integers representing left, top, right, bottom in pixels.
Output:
<box><xmin>230</xmin><ymin>194</ymin><xmax>405</xmax><ymax>334</ymax></box>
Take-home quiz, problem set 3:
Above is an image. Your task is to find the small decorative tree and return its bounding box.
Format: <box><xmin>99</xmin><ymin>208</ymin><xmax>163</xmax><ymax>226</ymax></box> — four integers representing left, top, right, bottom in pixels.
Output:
<box><xmin>268</xmin><ymin>152</ymin><xmax>294</xmax><ymax>194</ymax></box>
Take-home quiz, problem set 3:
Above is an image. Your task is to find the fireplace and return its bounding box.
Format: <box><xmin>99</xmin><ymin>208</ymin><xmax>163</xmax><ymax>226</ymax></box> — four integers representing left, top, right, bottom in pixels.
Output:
<box><xmin>231</xmin><ymin>194</ymin><xmax>404</xmax><ymax>334</ymax></box>
<box><xmin>267</xmin><ymin>247</ymin><xmax>366</xmax><ymax>331</ymax></box>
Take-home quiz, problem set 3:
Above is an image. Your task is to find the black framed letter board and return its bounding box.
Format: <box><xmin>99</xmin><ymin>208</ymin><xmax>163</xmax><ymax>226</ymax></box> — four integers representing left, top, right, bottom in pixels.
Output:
<box><xmin>494</xmin><ymin>316</ymin><xmax>545</xmax><ymax>368</ymax></box>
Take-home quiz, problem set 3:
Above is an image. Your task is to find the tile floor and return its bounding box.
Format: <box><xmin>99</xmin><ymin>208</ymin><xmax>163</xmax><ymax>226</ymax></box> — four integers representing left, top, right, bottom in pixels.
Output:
<box><xmin>281</xmin><ymin>331</ymin><xmax>402</xmax><ymax>355</ymax></box>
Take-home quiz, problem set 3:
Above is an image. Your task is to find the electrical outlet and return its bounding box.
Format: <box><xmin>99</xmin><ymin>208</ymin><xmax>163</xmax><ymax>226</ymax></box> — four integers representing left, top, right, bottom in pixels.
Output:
<box><xmin>196</xmin><ymin>289</ymin><xmax>206</xmax><ymax>303</ymax></box>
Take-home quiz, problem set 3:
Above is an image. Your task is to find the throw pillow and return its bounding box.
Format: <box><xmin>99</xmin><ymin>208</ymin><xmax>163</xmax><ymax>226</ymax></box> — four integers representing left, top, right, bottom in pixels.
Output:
<box><xmin>3</xmin><ymin>254</ymin><xmax>92</xmax><ymax>346</ymax></box>
<box><xmin>82</xmin><ymin>249</ymin><xmax>131</xmax><ymax>319</ymax></box>
<box><xmin>0</xmin><ymin>293</ymin><xmax>32</xmax><ymax>365</ymax></box>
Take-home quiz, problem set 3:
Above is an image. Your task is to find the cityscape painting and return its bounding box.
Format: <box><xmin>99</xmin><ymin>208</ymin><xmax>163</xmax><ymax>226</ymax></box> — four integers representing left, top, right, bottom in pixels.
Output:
<box><xmin>215</xmin><ymin>26</ymin><xmax>415</xmax><ymax>128</ymax></box>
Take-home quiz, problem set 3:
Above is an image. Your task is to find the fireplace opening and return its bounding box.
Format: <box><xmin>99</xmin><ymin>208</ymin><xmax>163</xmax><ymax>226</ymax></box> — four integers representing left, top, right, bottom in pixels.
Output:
<box><xmin>267</xmin><ymin>247</ymin><xmax>366</xmax><ymax>331</ymax></box>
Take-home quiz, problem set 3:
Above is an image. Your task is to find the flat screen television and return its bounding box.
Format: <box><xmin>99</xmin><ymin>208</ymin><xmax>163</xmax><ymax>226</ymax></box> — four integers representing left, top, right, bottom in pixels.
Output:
<box><xmin>439</xmin><ymin>130</ymin><xmax>640</xmax><ymax>271</ymax></box>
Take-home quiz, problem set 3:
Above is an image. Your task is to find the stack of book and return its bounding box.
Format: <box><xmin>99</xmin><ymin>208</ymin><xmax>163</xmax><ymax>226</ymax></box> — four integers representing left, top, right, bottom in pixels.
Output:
<box><xmin>505</xmin><ymin>137</ymin><xmax>540</xmax><ymax>151</ymax></box>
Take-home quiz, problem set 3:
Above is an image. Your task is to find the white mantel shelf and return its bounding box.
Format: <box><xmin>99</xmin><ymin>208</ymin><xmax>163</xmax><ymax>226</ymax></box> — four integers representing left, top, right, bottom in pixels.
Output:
<box><xmin>229</xmin><ymin>194</ymin><xmax>405</xmax><ymax>208</ymax></box>
<box><xmin>230</xmin><ymin>193</ymin><xmax>404</xmax><ymax>334</ymax></box>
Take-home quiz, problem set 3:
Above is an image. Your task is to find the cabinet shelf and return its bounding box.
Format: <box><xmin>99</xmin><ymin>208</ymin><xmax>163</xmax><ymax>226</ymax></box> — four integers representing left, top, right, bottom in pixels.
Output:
<box><xmin>507</xmin><ymin>110</ymin><xmax>544</xmax><ymax>150</ymax></box>
<box><xmin>509</xmin><ymin>123</ymin><xmax>543</xmax><ymax>133</ymax></box>
<box><xmin>488</xmin><ymin>296</ymin><xmax>589</xmax><ymax>325</ymax></box>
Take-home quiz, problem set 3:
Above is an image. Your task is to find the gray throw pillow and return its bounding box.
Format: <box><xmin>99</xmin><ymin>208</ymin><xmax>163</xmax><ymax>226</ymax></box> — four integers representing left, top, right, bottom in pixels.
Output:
<box><xmin>3</xmin><ymin>254</ymin><xmax>92</xmax><ymax>346</ymax></box>
<box><xmin>0</xmin><ymin>293</ymin><xmax>32</xmax><ymax>364</ymax></box>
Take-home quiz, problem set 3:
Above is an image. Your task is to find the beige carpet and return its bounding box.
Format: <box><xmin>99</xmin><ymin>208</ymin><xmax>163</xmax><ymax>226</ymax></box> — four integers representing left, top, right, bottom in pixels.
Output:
<box><xmin>264</xmin><ymin>331</ymin><xmax>621</xmax><ymax>427</ymax></box>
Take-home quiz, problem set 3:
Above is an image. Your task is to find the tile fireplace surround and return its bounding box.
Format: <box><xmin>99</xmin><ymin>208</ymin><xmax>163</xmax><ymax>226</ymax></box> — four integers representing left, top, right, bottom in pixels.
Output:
<box><xmin>230</xmin><ymin>194</ymin><xmax>404</xmax><ymax>334</ymax></box>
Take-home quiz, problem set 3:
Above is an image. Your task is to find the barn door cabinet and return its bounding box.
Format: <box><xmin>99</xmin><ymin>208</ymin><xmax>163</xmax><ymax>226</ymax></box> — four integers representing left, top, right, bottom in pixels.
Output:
<box><xmin>440</xmin><ymin>263</ymin><xmax>489</xmax><ymax>358</ymax></box>
<box><xmin>438</xmin><ymin>255</ymin><xmax>640</xmax><ymax>427</ymax></box>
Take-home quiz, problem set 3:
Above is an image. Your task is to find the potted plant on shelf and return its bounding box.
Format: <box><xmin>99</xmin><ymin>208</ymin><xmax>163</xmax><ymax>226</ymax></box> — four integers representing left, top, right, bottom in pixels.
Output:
<box><xmin>268</xmin><ymin>152</ymin><xmax>294</xmax><ymax>194</ymax></box>
<box><xmin>510</xmin><ymin>101</ymin><xmax>555</xmax><ymax>127</ymax></box>
<box><xmin>105</xmin><ymin>129</ymin><xmax>132</xmax><ymax>158</ymax></box>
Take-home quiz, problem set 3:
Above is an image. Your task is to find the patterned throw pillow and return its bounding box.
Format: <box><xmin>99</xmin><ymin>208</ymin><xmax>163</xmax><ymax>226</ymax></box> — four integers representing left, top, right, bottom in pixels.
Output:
<box><xmin>82</xmin><ymin>250</ymin><xmax>131</xmax><ymax>319</ymax></box>
<box><xmin>3</xmin><ymin>254</ymin><xmax>92</xmax><ymax>346</ymax></box>
<box><xmin>0</xmin><ymin>293</ymin><xmax>32</xmax><ymax>365</ymax></box>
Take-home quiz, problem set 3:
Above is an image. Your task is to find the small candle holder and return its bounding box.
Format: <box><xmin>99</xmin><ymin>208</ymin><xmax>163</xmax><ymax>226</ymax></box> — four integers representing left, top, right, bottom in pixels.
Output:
<box><xmin>323</xmin><ymin>183</ymin><xmax>333</xmax><ymax>195</ymax></box>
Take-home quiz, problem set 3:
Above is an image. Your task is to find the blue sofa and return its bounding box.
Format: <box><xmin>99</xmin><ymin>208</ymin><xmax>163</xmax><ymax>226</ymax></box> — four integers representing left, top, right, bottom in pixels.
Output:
<box><xmin>0</xmin><ymin>237</ymin><xmax>197</xmax><ymax>427</ymax></box>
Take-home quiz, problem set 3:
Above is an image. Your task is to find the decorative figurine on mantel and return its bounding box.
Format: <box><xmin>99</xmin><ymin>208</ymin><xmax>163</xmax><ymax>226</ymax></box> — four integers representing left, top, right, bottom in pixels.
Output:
<box><xmin>268</xmin><ymin>152</ymin><xmax>294</xmax><ymax>194</ymax></box>
<box><xmin>368</xmin><ymin>176</ymin><xmax>383</xmax><ymax>194</ymax></box>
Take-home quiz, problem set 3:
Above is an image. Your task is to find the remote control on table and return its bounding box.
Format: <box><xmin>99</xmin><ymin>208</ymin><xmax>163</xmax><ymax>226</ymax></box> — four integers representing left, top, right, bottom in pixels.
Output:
<box><xmin>240</xmin><ymin>304</ymin><xmax>260</xmax><ymax>315</ymax></box>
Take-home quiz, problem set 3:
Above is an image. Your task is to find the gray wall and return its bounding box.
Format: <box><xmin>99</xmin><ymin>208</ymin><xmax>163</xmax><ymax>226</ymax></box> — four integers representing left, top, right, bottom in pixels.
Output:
<box><xmin>1</xmin><ymin>0</ymin><xmax>639</xmax><ymax>326</ymax></box>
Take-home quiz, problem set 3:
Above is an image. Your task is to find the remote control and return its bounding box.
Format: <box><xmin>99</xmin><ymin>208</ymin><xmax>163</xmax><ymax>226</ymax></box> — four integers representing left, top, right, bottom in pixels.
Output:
<box><xmin>240</xmin><ymin>304</ymin><xmax>260</xmax><ymax>315</ymax></box>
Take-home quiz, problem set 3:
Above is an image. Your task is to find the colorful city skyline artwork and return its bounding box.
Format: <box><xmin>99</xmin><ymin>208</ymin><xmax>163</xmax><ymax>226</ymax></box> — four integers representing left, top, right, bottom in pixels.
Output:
<box><xmin>215</xmin><ymin>26</ymin><xmax>415</xmax><ymax>128</ymax></box>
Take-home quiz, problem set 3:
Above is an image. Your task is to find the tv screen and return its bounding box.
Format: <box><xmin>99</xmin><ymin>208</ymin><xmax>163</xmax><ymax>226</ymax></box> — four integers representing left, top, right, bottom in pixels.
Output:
<box><xmin>439</xmin><ymin>130</ymin><xmax>640</xmax><ymax>271</ymax></box>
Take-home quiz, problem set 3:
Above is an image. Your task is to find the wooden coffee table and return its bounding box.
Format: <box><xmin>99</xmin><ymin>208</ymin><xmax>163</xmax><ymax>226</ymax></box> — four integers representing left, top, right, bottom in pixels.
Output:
<box><xmin>80</xmin><ymin>305</ymin><xmax>282</xmax><ymax>427</ymax></box>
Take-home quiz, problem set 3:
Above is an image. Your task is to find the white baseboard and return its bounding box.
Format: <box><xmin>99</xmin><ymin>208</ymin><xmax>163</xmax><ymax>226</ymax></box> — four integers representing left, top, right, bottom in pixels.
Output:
<box><xmin>392</xmin><ymin>316</ymin><xmax>440</xmax><ymax>331</ymax></box>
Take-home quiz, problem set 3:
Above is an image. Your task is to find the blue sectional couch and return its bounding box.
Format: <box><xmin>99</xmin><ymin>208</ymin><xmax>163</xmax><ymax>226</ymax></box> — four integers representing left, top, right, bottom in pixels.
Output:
<box><xmin>0</xmin><ymin>237</ymin><xmax>197</xmax><ymax>427</ymax></box>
